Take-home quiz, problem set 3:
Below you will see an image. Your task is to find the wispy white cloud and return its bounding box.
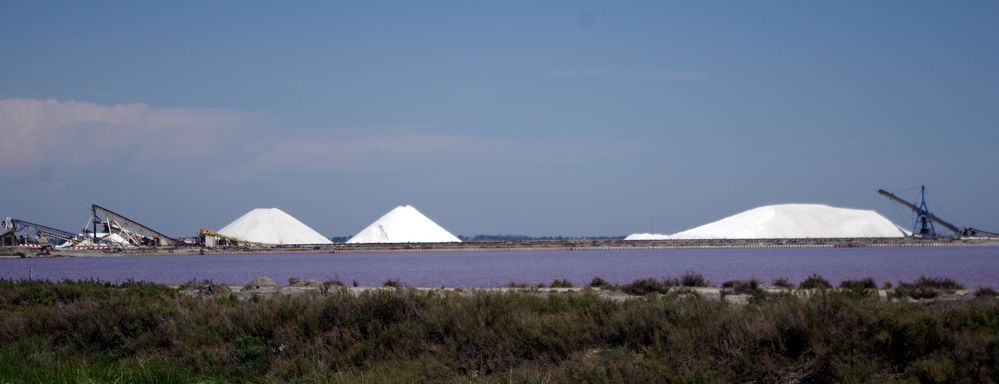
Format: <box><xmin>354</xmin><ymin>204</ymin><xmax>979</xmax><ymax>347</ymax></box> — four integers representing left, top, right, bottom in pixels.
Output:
<box><xmin>0</xmin><ymin>98</ymin><xmax>645</xmax><ymax>181</ymax></box>
<box><xmin>0</xmin><ymin>98</ymin><xmax>252</xmax><ymax>170</ymax></box>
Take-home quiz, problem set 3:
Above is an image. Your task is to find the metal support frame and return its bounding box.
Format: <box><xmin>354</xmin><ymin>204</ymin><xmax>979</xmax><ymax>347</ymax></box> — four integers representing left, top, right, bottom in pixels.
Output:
<box><xmin>913</xmin><ymin>185</ymin><xmax>937</xmax><ymax>237</ymax></box>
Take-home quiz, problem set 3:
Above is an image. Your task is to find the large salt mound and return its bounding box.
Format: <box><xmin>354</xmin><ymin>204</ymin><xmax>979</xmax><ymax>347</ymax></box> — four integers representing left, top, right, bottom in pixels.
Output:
<box><xmin>219</xmin><ymin>208</ymin><xmax>332</xmax><ymax>245</ymax></box>
<box><xmin>347</xmin><ymin>205</ymin><xmax>461</xmax><ymax>243</ymax></box>
<box><xmin>624</xmin><ymin>233</ymin><xmax>670</xmax><ymax>240</ymax></box>
<box><xmin>667</xmin><ymin>204</ymin><xmax>907</xmax><ymax>239</ymax></box>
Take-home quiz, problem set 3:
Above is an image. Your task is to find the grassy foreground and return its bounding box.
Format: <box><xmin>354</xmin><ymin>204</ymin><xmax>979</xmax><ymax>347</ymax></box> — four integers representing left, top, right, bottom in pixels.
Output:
<box><xmin>1</xmin><ymin>280</ymin><xmax>998</xmax><ymax>383</ymax></box>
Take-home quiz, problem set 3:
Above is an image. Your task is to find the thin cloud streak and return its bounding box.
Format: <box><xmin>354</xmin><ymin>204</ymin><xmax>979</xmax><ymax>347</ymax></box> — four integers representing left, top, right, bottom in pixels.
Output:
<box><xmin>0</xmin><ymin>98</ymin><xmax>645</xmax><ymax>181</ymax></box>
<box><xmin>0</xmin><ymin>98</ymin><xmax>252</xmax><ymax>171</ymax></box>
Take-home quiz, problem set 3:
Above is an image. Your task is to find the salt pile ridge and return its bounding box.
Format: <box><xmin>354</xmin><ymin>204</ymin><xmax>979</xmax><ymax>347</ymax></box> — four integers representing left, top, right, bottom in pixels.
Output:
<box><xmin>667</xmin><ymin>204</ymin><xmax>907</xmax><ymax>239</ymax></box>
<box><xmin>219</xmin><ymin>208</ymin><xmax>332</xmax><ymax>245</ymax></box>
<box><xmin>347</xmin><ymin>205</ymin><xmax>461</xmax><ymax>243</ymax></box>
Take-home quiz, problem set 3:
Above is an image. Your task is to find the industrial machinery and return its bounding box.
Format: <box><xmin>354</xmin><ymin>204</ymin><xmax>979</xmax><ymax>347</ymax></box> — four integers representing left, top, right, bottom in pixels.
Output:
<box><xmin>878</xmin><ymin>186</ymin><xmax>999</xmax><ymax>239</ymax></box>
<box><xmin>89</xmin><ymin>204</ymin><xmax>178</xmax><ymax>247</ymax></box>
<box><xmin>198</xmin><ymin>229</ymin><xmax>273</xmax><ymax>248</ymax></box>
<box><xmin>2</xmin><ymin>217</ymin><xmax>77</xmax><ymax>245</ymax></box>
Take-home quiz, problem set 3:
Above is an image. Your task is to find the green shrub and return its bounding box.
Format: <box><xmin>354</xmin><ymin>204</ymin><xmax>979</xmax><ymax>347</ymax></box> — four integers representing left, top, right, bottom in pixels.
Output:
<box><xmin>912</xmin><ymin>276</ymin><xmax>963</xmax><ymax>290</ymax></box>
<box><xmin>893</xmin><ymin>276</ymin><xmax>965</xmax><ymax>300</ymax></box>
<box><xmin>799</xmin><ymin>274</ymin><xmax>832</xmax><ymax>290</ymax></box>
<box><xmin>382</xmin><ymin>279</ymin><xmax>403</xmax><ymax>288</ymax></box>
<box><xmin>721</xmin><ymin>279</ymin><xmax>761</xmax><ymax>295</ymax></box>
<box><xmin>974</xmin><ymin>287</ymin><xmax>996</xmax><ymax>298</ymax></box>
<box><xmin>893</xmin><ymin>284</ymin><xmax>935</xmax><ymax>299</ymax></box>
<box><xmin>838</xmin><ymin>278</ymin><xmax>877</xmax><ymax>290</ymax></box>
<box><xmin>679</xmin><ymin>271</ymin><xmax>708</xmax><ymax>287</ymax></box>
<box><xmin>549</xmin><ymin>279</ymin><xmax>573</xmax><ymax>288</ymax></box>
<box><xmin>587</xmin><ymin>276</ymin><xmax>610</xmax><ymax>288</ymax></box>
<box><xmin>771</xmin><ymin>277</ymin><xmax>794</xmax><ymax>289</ymax></box>
<box><xmin>179</xmin><ymin>279</ymin><xmax>229</xmax><ymax>296</ymax></box>
<box><xmin>618</xmin><ymin>278</ymin><xmax>672</xmax><ymax>295</ymax></box>
<box><xmin>838</xmin><ymin>278</ymin><xmax>878</xmax><ymax>297</ymax></box>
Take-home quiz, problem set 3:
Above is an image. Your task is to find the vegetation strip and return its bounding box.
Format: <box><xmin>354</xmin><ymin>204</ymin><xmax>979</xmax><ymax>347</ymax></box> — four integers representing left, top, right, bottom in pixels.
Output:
<box><xmin>0</xmin><ymin>278</ymin><xmax>997</xmax><ymax>382</ymax></box>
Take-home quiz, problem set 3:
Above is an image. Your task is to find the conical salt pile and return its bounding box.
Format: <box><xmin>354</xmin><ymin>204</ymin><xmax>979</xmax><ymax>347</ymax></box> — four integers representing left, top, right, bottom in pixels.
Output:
<box><xmin>667</xmin><ymin>204</ymin><xmax>907</xmax><ymax>239</ymax></box>
<box><xmin>218</xmin><ymin>208</ymin><xmax>332</xmax><ymax>245</ymax></box>
<box><xmin>347</xmin><ymin>205</ymin><xmax>461</xmax><ymax>243</ymax></box>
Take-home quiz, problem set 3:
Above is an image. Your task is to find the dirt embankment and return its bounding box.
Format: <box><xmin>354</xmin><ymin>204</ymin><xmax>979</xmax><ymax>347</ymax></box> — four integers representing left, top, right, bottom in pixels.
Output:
<box><xmin>20</xmin><ymin>237</ymin><xmax>998</xmax><ymax>257</ymax></box>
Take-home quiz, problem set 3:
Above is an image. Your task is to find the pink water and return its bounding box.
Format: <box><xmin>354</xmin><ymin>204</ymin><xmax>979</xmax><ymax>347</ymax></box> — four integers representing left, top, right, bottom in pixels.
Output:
<box><xmin>3</xmin><ymin>246</ymin><xmax>999</xmax><ymax>288</ymax></box>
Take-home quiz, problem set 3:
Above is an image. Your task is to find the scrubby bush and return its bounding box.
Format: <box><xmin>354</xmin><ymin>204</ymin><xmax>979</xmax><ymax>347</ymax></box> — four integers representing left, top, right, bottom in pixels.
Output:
<box><xmin>549</xmin><ymin>279</ymin><xmax>573</xmax><ymax>288</ymax></box>
<box><xmin>178</xmin><ymin>278</ymin><xmax>204</xmax><ymax>290</ymax></box>
<box><xmin>974</xmin><ymin>287</ymin><xmax>996</xmax><ymax>298</ymax></box>
<box><xmin>679</xmin><ymin>271</ymin><xmax>709</xmax><ymax>287</ymax></box>
<box><xmin>587</xmin><ymin>276</ymin><xmax>610</xmax><ymax>288</ymax></box>
<box><xmin>618</xmin><ymin>278</ymin><xmax>673</xmax><ymax>296</ymax></box>
<box><xmin>382</xmin><ymin>278</ymin><xmax>403</xmax><ymax>288</ymax></box>
<box><xmin>799</xmin><ymin>274</ymin><xmax>832</xmax><ymax>290</ymax></box>
<box><xmin>839</xmin><ymin>278</ymin><xmax>877</xmax><ymax>290</ymax></box>
<box><xmin>320</xmin><ymin>278</ymin><xmax>346</xmax><ymax>294</ymax></box>
<box><xmin>894</xmin><ymin>276</ymin><xmax>965</xmax><ymax>300</ymax></box>
<box><xmin>721</xmin><ymin>279</ymin><xmax>762</xmax><ymax>295</ymax></box>
<box><xmin>771</xmin><ymin>277</ymin><xmax>794</xmax><ymax>289</ymax></box>
<box><xmin>892</xmin><ymin>285</ymin><xmax>936</xmax><ymax>300</ymax></box>
<box><xmin>838</xmin><ymin>278</ymin><xmax>878</xmax><ymax>297</ymax></box>
<box><xmin>503</xmin><ymin>281</ymin><xmax>529</xmax><ymax>288</ymax></box>
<box><xmin>179</xmin><ymin>279</ymin><xmax>231</xmax><ymax>296</ymax></box>
<box><xmin>912</xmin><ymin>276</ymin><xmax>964</xmax><ymax>290</ymax></box>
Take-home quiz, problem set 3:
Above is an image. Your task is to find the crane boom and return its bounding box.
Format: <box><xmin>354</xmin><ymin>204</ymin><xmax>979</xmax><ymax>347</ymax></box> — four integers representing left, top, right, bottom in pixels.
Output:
<box><xmin>876</xmin><ymin>189</ymin><xmax>962</xmax><ymax>236</ymax></box>
<box><xmin>91</xmin><ymin>204</ymin><xmax>177</xmax><ymax>246</ymax></box>
<box><xmin>3</xmin><ymin>218</ymin><xmax>77</xmax><ymax>241</ymax></box>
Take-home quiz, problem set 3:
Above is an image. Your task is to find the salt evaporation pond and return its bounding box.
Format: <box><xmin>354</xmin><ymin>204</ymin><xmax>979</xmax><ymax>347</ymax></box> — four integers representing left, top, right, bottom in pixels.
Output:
<box><xmin>3</xmin><ymin>246</ymin><xmax>999</xmax><ymax>288</ymax></box>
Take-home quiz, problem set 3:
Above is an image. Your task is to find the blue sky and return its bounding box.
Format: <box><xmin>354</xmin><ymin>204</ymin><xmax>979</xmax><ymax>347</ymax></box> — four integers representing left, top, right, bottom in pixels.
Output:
<box><xmin>1</xmin><ymin>1</ymin><xmax>997</xmax><ymax>237</ymax></box>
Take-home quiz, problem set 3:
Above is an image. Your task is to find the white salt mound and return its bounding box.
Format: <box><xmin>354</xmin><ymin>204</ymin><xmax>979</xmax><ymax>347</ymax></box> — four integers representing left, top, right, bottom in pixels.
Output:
<box><xmin>219</xmin><ymin>208</ymin><xmax>332</xmax><ymax>245</ymax></box>
<box><xmin>347</xmin><ymin>205</ymin><xmax>461</xmax><ymax>243</ymax></box>
<box><xmin>624</xmin><ymin>233</ymin><xmax>670</xmax><ymax>240</ymax></box>
<box><xmin>667</xmin><ymin>204</ymin><xmax>907</xmax><ymax>239</ymax></box>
